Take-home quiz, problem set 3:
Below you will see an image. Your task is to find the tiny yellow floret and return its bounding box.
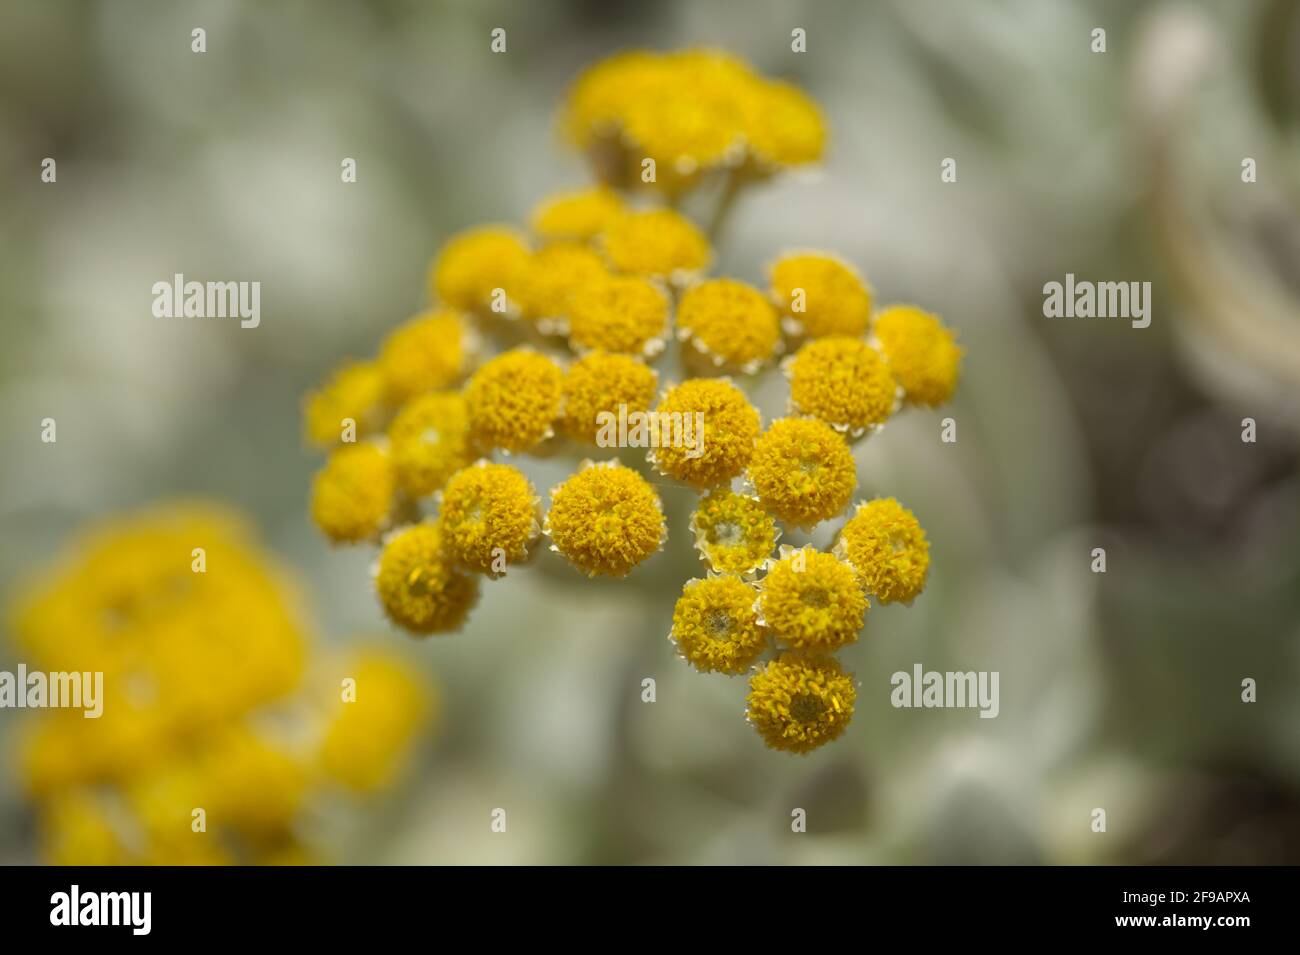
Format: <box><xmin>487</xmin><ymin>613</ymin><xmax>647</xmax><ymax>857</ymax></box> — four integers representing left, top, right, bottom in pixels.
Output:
<box><xmin>439</xmin><ymin>461</ymin><xmax>541</xmax><ymax>576</ymax></box>
<box><xmin>567</xmin><ymin>274</ymin><xmax>669</xmax><ymax>355</ymax></box>
<box><xmin>429</xmin><ymin>225</ymin><xmax>531</xmax><ymax>313</ymax></box>
<box><xmin>747</xmin><ymin>417</ymin><xmax>856</xmax><ymax>528</ymax></box>
<box><xmin>746</xmin><ymin>652</ymin><xmax>856</xmax><ymax>754</ymax></box>
<box><xmin>302</xmin><ymin>360</ymin><xmax>386</xmax><ymax>448</ymax></box>
<box><xmin>757</xmin><ymin>546</ymin><xmax>866</xmax><ymax>652</ymax></box>
<box><xmin>677</xmin><ymin>278</ymin><xmax>781</xmax><ymax>373</ymax></box>
<box><xmin>670</xmin><ymin>575</ymin><xmax>767</xmax><ymax>675</ymax></box>
<box><xmin>377</xmin><ymin>309</ymin><xmax>471</xmax><ymax>407</ymax></box>
<box><xmin>560</xmin><ymin>351</ymin><xmax>659</xmax><ymax>444</ymax></box>
<box><xmin>464</xmin><ymin>349</ymin><xmax>564</xmax><ymax>453</ymax></box>
<box><xmin>531</xmin><ymin>186</ymin><xmax>626</xmax><ymax>242</ymax></box>
<box><xmin>374</xmin><ymin>523</ymin><xmax>479</xmax><ymax>635</ymax></box>
<box><xmin>689</xmin><ymin>489</ymin><xmax>779</xmax><ymax>575</ymax></box>
<box><xmin>600</xmin><ymin>208</ymin><xmax>711</xmax><ymax>281</ymax></box>
<box><xmin>833</xmin><ymin>497</ymin><xmax>930</xmax><ymax>605</ymax></box>
<box><xmin>768</xmin><ymin>252</ymin><xmax>872</xmax><ymax>338</ymax></box>
<box><xmin>387</xmin><ymin>391</ymin><xmax>474</xmax><ymax>498</ymax></box>
<box><xmin>648</xmin><ymin>378</ymin><xmax>761</xmax><ymax>488</ymax></box>
<box><xmin>787</xmin><ymin>336</ymin><xmax>897</xmax><ymax>435</ymax></box>
<box><xmin>544</xmin><ymin>460</ymin><xmax>666</xmax><ymax>577</ymax></box>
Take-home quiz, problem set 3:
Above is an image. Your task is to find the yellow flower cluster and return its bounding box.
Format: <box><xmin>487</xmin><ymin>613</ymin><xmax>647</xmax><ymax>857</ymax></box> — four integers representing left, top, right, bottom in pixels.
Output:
<box><xmin>8</xmin><ymin>502</ymin><xmax>433</xmax><ymax>864</ymax></box>
<box><xmin>302</xmin><ymin>49</ymin><xmax>961</xmax><ymax>756</ymax></box>
<box><xmin>561</xmin><ymin>49</ymin><xmax>827</xmax><ymax>191</ymax></box>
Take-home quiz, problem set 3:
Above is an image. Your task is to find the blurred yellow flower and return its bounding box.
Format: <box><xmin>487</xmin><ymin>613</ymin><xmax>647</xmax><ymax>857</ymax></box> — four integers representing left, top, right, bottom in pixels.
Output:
<box><xmin>530</xmin><ymin>186</ymin><xmax>626</xmax><ymax>242</ymax></box>
<box><xmin>600</xmin><ymin>208</ymin><xmax>711</xmax><ymax>281</ymax></box>
<box><xmin>377</xmin><ymin>309</ymin><xmax>473</xmax><ymax>407</ymax></box>
<box><xmin>677</xmin><ymin>277</ymin><xmax>781</xmax><ymax>374</ymax></box>
<box><xmin>873</xmin><ymin>304</ymin><xmax>963</xmax><ymax>407</ymax></box>
<box><xmin>387</xmin><ymin>391</ymin><xmax>475</xmax><ymax>498</ymax></box>
<box><xmin>310</xmin><ymin>441</ymin><xmax>395</xmax><ymax>544</ymax></box>
<box><xmin>568</xmin><ymin>274</ymin><xmax>669</xmax><ymax>355</ymax></box>
<box><xmin>768</xmin><ymin>252</ymin><xmax>873</xmax><ymax>339</ymax></box>
<box><xmin>374</xmin><ymin>522</ymin><xmax>479</xmax><ymax>635</ymax></box>
<box><xmin>302</xmin><ymin>360</ymin><xmax>386</xmax><ymax>449</ymax></box>
<box><xmin>429</xmin><ymin>225</ymin><xmax>531</xmax><ymax>313</ymax></box>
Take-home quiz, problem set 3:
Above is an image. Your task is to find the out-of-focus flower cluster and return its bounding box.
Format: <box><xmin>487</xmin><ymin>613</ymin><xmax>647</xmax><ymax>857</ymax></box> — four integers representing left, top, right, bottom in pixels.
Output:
<box><xmin>304</xmin><ymin>49</ymin><xmax>962</xmax><ymax>754</ymax></box>
<box><xmin>7</xmin><ymin>502</ymin><xmax>432</xmax><ymax>864</ymax></box>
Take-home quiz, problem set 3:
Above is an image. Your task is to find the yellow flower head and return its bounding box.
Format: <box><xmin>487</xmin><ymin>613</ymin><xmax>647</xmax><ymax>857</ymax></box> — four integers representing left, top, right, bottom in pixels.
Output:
<box><xmin>689</xmin><ymin>488</ymin><xmax>779</xmax><ymax>575</ymax></box>
<box><xmin>377</xmin><ymin>309</ymin><xmax>472</xmax><ymax>407</ymax></box>
<box><xmin>567</xmin><ymin>274</ymin><xmax>669</xmax><ymax>356</ymax></box>
<box><xmin>561</xmin><ymin>49</ymin><xmax>666</xmax><ymax>148</ymax></box>
<box><xmin>387</xmin><ymin>391</ymin><xmax>475</xmax><ymax>498</ymax></box>
<box><xmin>439</xmin><ymin>461</ymin><xmax>541</xmax><ymax>576</ymax></box>
<box><xmin>302</xmin><ymin>360</ymin><xmax>386</xmax><ymax>449</ymax></box>
<box><xmin>648</xmin><ymin>377</ymin><xmax>761</xmax><ymax>488</ymax></box>
<box><xmin>872</xmin><ymin>304</ymin><xmax>963</xmax><ymax>407</ymax></box>
<box><xmin>786</xmin><ymin>336</ymin><xmax>898</xmax><ymax>436</ymax></box>
<box><xmin>544</xmin><ymin>460</ymin><xmax>666</xmax><ymax>577</ymax></box>
<box><xmin>560</xmin><ymin>350</ymin><xmax>659</xmax><ymax>444</ymax></box>
<box><xmin>670</xmin><ymin>575</ymin><xmax>767</xmax><ymax>675</ymax></box>
<box><xmin>768</xmin><ymin>252</ymin><xmax>872</xmax><ymax>338</ymax></box>
<box><xmin>374</xmin><ymin>522</ymin><xmax>480</xmax><ymax>635</ymax></box>
<box><xmin>743</xmin><ymin>79</ymin><xmax>828</xmax><ymax>168</ymax></box>
<box><xmin>310</xmin><ymin>442</ymin><xmax>395</xmax><ymax>543</ymax></box>
<box><xmin>833</xmin><ymin>497</ymin><xmax>930</xmax><ymax>605</ymax></box>
<box><xmin>464</xmin><ymin>348</ymin><xmax>564</xmax><ymax>453</ymax></box>
<box><xmin>746</xmin><ymin>651</ymin><xmax>856</xmax><ymax>754</ymax></box>
<box><xmin>677</xmin><ymin>278</ymin><xmax>781</xmax><ymax>374</ymax></box>
<box><xmin>39</xmin><ymin>794</ymin><xmax>130</xmax><ymax>866</ymax></box>
<box><xmin>757</xmin><ymin>546</ymin><xmax>867</xmax><ymax>652</ymax></box>
<box><xmin>194</xmin><ymin>726</ymin><xmax>308</xmax><ymax>841</ymax></box>
<box><xmin>429</xmin><ymin>225</ymin><xmax>532</xmax><ymax>313</ymax></box>
<box><xmin>319</xmin><ymin>650</ymin><xmax>433</xmax><ymax>793</ymax></box>
<box><xmin>516</xmin><ymin>242</ymin><xmax>609</xmax><ymax>330</ymax></box>
<box><xmin>747</xmin><ymin>416</ymin><xmax>856</xmax><ymax>528</ymax></box>
<box><xmin>530</xmin><ymin>186</ymin><xmax>626</xmax><ymax>242</ymax></box>
<box><xmin>600</xmin><ymin>208</ymin><xmax>711</xmax><ymax>282</ymax></box>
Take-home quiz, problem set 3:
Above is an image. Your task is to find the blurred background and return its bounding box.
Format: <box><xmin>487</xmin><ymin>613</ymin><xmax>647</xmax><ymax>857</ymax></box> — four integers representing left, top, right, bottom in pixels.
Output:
<box><xmin>1</xmin><ymin>0</ymin><xmax>1298</xmax><ymax>864</ymax></box>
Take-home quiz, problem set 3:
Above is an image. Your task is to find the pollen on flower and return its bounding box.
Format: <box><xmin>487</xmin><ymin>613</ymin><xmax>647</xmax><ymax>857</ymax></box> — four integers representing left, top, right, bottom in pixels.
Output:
<box><xmin>439</xmin><ymin>461</ymin><xmax>541</xmax><ymax>576</ymax></box>
<box><xmin>429</xmin><ymin>225</ymin><xmax>532</xmax><ymax>314</ymax></box>
<box><xmin>746</xmin><ymin>651</ymin><xmax>856</xmax><ymax>754</ymax></box>
<box><xmin>387</xmin><ymin>391</ymin><xmax>474</xmax><ymax>498</ymax></box>
<box><xmin>544</xmin><ymin>460</ymin><xmax>666</xmax><ymax>577</ymax></box>
<box><xmin>310</xmin><ymin>442</ymin><xmax>396</xmax><ymax>543</ymax></box>
<box><xmin>567</xmin><ymin>274</ymin><xmax>669</xmax><ymax>356</ymax></box>
<box><xmin>743</xmin><ymin>80</ymin><xmax>828</xmax><ymax>168</ymax></box>
<box><xmin>530</xmin><ymin>186</ymin><xmax>626</xmax><ymax>242</ymax></box>
<box><xmin>648</xmin><ymin>377</ymin><xmax>761</xmax><ymax>488</ymax></box>
<box><xmin>560</xmin><ymin>350</ymin><xmax>659</xmax><ymax>444</ymax></box>
<box><xmin>747</xmin><ymin>416</ymin><xmax>856</xmax><ymax>528</ymax></box>
<box><xmin>676</xmin><ymin>278</ymin><xmax>781</xmax><ymax>374</ymax></box>
<box><xmin>756</xmin><ymin>546</ymin><xmax>867</xmax><ymax>652</ymax></box>
<box><xmin>374</xmin><ymin>522</ymin><xmax>479</xmax><ymax>635</ymax></box>
<box><xmin>786</xmin><ymin>336</ymin><xmax>898</xmax><ymax>436</ymax></box>
<box><xmin>872</xmin><ymin>304</ymin><xmax>963</xmax><ymax>407</ymax></box>
<box><xmin>464</xmin><ymin>348</ymin><xmax>564</xmax><ymax>453</ymax></box>
<box><xmin>670</xmin><ymin>575</ymin><xmax>767</xmax><ymax>675</ymax></box>
<box><xmin>689</xmin><ymin>488</ymin><xmax>779</xmax><ymax>575</ymax></box>
<box><xmin>768</xmin><ymin>252</ymin><xmax>872</xmax><ymax>339</ymax></box>
<box><xmin>600</xmin><ymin>208</ymin><xmax>711</xmax><ymax>282</ymax></box>
<box><xmin>377</xmin><ymin>309</ymin><xmax>472</xmax><ymax>407</ymax></box>
<box><xmin>516</xmin><ymin>242</ymin><xmax>609</xmax><ymax>331</ymax></box>
<box><xmin>833</xmin><ymin>498</ymin><xmax>931</xmax><ymax>605</ymax></box>
<box><xmin>302</xmin><ymin>360</ymin><xmax>386</xmax><ymax>448</ymax></box>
